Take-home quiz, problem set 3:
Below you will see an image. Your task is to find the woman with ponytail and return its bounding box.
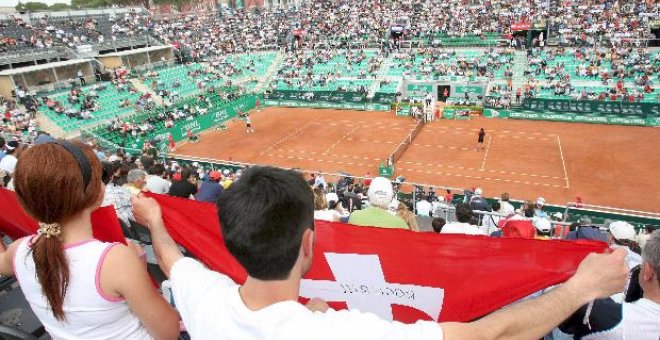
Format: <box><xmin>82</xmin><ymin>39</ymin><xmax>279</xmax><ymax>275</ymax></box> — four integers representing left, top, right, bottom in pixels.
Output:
<box><xmin>0</xmin><ymin>140</ymin><xmax>179</xmax><ymax>339</ymax></box>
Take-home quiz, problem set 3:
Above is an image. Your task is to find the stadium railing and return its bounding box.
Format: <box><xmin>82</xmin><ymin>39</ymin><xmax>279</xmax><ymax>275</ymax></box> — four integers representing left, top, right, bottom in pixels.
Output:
<box><xmin>472</xmin><ymin>209</ymin><xmax>579</xmax><ymax>237</ymax></box>
<box><xmin>562</xmin><ymin>202</ymin><xmax>660</xmax><ymax>230</ymax></box>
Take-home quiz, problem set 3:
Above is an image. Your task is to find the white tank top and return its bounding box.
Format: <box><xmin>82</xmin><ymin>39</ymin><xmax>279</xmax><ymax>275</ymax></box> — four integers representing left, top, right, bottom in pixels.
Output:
<box><xmin>13</xmin><ymin>236</ymin><xmax>153</xmax><ymax>340</ymax></box>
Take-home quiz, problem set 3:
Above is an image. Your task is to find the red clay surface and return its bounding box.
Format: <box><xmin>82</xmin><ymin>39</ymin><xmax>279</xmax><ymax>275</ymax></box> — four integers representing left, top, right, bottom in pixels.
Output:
<box><xmin>172</xmin><ymin>107</ymin><xmax>660</xmax><ymax>213</ymax></box>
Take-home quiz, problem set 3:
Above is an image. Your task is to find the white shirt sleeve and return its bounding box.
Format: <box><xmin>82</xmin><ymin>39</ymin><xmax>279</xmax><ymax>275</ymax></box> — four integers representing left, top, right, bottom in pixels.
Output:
<box><xmin>170</xmin><ymin>257</ymin><xmax>236</xmax><ymax>325</ymax></box>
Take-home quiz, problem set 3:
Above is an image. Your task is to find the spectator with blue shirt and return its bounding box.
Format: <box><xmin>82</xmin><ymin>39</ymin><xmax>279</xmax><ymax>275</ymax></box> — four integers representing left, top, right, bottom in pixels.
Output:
<box><xmin>195</xmin><ymin>170</ymin><xmax>224</xmax><ymax>203</ymax></box>
<box><xmin>0</xmin><ymin>137</ymin><xmax>5</xmax><ymax>161</ymax></box>
<box><xmin>534</xmin><ymin>197</ymin><xmax>550</xmax><ymax>219</ymax></box>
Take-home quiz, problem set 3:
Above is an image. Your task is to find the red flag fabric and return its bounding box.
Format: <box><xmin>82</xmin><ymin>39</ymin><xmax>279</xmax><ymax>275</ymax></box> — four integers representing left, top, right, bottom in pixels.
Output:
<box><xmin>0</xmin><ymin>188</ymin><xmax>126</xmax><ymax>245</ymax></box>
<box><xmin>147</xmin><ymin>193</ymin><xmax>608</xmax><ymax>323</ymax></box>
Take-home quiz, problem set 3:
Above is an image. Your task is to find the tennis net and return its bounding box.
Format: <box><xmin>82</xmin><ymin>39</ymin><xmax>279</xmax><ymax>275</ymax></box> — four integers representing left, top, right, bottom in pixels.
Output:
<box><xmin>388</xmin><ymin>120</ymin><xmax>425</xmax><ymax>168</ymax></box>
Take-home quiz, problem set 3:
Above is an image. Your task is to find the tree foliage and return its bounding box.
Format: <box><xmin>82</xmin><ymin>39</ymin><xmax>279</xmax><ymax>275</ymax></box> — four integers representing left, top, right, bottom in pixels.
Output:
<box><xmin>15</xmin><ymin>1</ymin><xmax>49</xmax><ymax>12</ymax></box>
<box><xmin>49</xmin><ymin>3</ymin><xmax>71</xmax><ymax>11</ymax></box>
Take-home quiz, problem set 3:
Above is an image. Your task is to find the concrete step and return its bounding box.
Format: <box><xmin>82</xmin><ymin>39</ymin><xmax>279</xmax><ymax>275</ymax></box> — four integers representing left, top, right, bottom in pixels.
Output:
<box><xmin>254</xmin><ymin>50</ymin><xmax>285</xmax><ymax>93</ymax></box>
<box><xmin>130</xmin><ymin>79</ymin><xmax>163</xmax><ymax>106</ymax></box>
<box><xmin>34</xmin><ymin>112</ymin><xmax>65</xmax><ymax>138</ymax></box>
<box><xmin>367</xmin><ymin>56</ymin><xmax>394</xmax><ymax>98</ymax></box>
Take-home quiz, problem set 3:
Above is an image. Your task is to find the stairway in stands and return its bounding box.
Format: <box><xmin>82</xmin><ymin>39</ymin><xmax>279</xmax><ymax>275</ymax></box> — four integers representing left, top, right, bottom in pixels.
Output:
<box><xmin>367</xmin><ymin>55</ymin><xmax>394</xmax><ymax>98</ymax></box>
<box><xmin>253</xmin><ymin>50</ymin><xmax>285</xmax><ymax>93</ymax></box>
<box><xmin>546</xmin><ymin>0</ymin><xmax>561</xmax><ymax>46</ymax></box>
<box><xmin>35</xmin><ymin>113</ymin><xmax>66</xmax><ymax>138</ymax></box>
<box><xmin>130</xmin><ymin>79</ymin><xmax>163</xmax><ymax>106</ymax></box>
<box><xmin>510</xmin><ymin>50</ymin><xmax>529</xmax><ymax>105</ymax></box>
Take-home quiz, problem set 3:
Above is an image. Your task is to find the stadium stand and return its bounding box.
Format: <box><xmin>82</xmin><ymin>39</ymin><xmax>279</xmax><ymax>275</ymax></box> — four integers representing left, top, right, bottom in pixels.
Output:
<box><xmin>38</xmin><ymin>82</ymin><xmax>141</xmax><ymax>132</ymax></box>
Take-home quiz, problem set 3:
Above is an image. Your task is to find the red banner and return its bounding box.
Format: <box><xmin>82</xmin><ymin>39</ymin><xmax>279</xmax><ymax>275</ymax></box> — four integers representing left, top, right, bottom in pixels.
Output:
<box><xmin>0</xmin><ymin>188</ymin><xmax>126</xmax><ymax>244</ymax></box>
<box><xmin>511</xmin><ymin>22</ymin><xmax>532</xmax><ymax>31</ymax></box>
<box><xmin>147</xmin><ymin>193</ymin><xmax>608</xmax><ymax>323</ymax></box>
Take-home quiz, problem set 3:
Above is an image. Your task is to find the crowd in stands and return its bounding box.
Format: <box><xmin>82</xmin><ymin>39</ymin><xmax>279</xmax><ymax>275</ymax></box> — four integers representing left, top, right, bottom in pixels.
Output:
<box><xmin>526</xmin><ymin>47</ymin><xmax>659</xmax><ymax>84</ymax></box>
<box><xmin>1</xmin><ymin>94</ymin><xmax>37</xmax><ymax>136</ymax></box>
<box><xmin>550</xmin><ymin>0</ymin><xmax>656</xmax><ymax>47</ymax></box>
<box><xmin>40</xmin><ymin>72</ymin><xmax>140</xmax><ymax>121</ymax></box>
<box><xmin>0</xmin><ymin>10</ymin><xmax>149</xmax><ymax>52</ymax></box>
<box><xmin>389</xmin><ymin>47</ymin><xmax>514</xmax><ymax>79</ymax></box>
<box><xmin>1</xmin><ymin>0</ymin><xmax>656</xmax><ymax>60</ymax></box>
<box><xmin>273</xmin><ymin>49</ymin><xmax>382</xmax><ymax>92</ymax></box>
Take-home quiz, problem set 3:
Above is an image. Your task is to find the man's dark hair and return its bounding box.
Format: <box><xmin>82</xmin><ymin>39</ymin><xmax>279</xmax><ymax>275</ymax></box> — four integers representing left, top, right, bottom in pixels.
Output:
<box><xmin>432</xmin><ymin>217</ymin><xmax>446</xmax><ymax>233</ymax></box>
<box><xmin>217</xmin><ymin>166</ymin><xmax>314</xmax><ymax>280</ymax></box>
<box><xmin>0</xmin><ymin>137</ymin><xmax>5</xmax><ymax>149</ymax></box>
<box><xmin>149</xmin><ymin>163</ymin><xmax>166</xmax><ymax>176</ymax></box>
<box><xmin>523</xmin><ymin>203</ymin><xmax>535</xmax><ymax>218</ymax></box>
<box><xmin>180</xmin><ymin>167</ymin><xmax>192</xmax><ymax>180</ymax></box>
<box><xmin>455</xmin><ymin>203</ymin><xmax>473</xmax><ymax>223</ymax></box>
<box><xmin>101</xmin><ymin>162</ymin><xmax>113</xmax><ymax>185</ymax></box>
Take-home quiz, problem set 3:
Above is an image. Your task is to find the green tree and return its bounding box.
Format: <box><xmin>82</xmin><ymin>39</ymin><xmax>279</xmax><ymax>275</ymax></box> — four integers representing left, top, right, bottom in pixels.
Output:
<box><xmin>49</xmin><ymin>3</ymin><xmax>70</xmax><ymax>11</ymax></box>
<box><xmin>70</xmin><ymin>0</ymin><xmax>111</xmax><ymax>9</ymax></box>
<box><xmin>152</xmin><ymin>0</ymin><xmax>191</xmax><ymax>11</ymax></box>
<box><xmin>71</xmin><ymin>0</ymin><xmax>149</xmax><ymax>9</ymax></box>
<box><xmin>15</xmin><ymin>2</ymin><xmax>25</xmax><ymax>11</ymax></box>
<box><xmin>23</xmin><ymin>1</ymin><xmax>49</xmax><ymax>11</ymax></box>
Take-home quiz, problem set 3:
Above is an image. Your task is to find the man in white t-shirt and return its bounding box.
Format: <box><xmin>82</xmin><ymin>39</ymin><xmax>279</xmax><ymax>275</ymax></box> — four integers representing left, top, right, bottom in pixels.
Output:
<box><xmin>415</xmin><ymin>194</ymin><xmax>433</xmax><ymax>217</ymax></box>
<box><xmin>131</xmin><ymin>166</ymin><xmax>629</xmax><ymax>340</ymax></box>
<box><xmin>559</xmin><ymin>230</ymin><xmax>660</xmax><ymax>339</ymax></box>
<box><xmin>145</xmin><ymin>164</ymin><xmax>171</xmax><ymax>195</ymax></box>
<box><xmin>499</xmin><ymin>192</ymin><xmax>516</xmax><ymax>216</ymax></box>
<box><xmin>441</xmin><ymin>204</ymin><xmax>487</xmax><ymax>236</ymax></box>
<box><xmin>0</xmin><ymin>141</ymin><xmax>19</xmax><ymax>174</ymax></box>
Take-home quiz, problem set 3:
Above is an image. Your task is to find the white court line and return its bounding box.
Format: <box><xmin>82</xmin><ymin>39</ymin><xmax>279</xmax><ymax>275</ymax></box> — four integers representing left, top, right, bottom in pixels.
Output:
<box><xmin>424</xmin><ymin>125</ymin><xmax>558</xmax><ymax>138</ymax></box>
<box><xmin>346</xmin><ymin>138</ymin><xmax>397</xmax><ymax>144</ymax></box>
<box><xmin>480</xmin><ymin>135</ymin><xmax>492</xmax><ymax>170</ymax></box>
<box><xmin>556</xmin><ymin>135</ymin><xmax>570</xmax><ymax>189</ymax></box>
<box><xmin>401</xmin><ymin>161</ymin><xmax>563</xmax><ymax>179</ymax></box>
<box><xmin>316</xmin><ymin>119</ymin><xmax>410</xmax><ymax>127</ymax></box>
<box><xmin>397</xmin><ymin>167</ymin><xmax>564</xmax><ymax>188</ymax></box>
<box><xmin>280</xmin><ymin>149</ymin><xmax>380</xmax><ymax>161</ymax></box>
<box><xmin>413</xmin><ymin>143</ymin><xmax>472</xmax><ymax>151</ymax></box>
<box><xmin>259</xmin><ymin>119</ymin><xmax>317</xmax><ymax>156</ymax></box>
<box><xmin>345</xmin><ymin>138</ymin><xmax>473</xmax><ymax>151</ymax></box>
<box><xmin>266</xmin><ymin>154</ymin><xmax>372</xmax><ymax>167</ymax></box>
<box><xmin>324</xmin><ymin>125</ymin><xmax>362</xmax><ymax>155</ymax></box>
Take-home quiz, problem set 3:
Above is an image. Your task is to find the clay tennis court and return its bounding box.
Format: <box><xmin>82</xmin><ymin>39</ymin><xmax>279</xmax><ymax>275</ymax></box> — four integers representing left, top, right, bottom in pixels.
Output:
<box><xmin>172</xmin><ymin>107</ymin><xmax>660</xmax><ymax>213</ymax></box>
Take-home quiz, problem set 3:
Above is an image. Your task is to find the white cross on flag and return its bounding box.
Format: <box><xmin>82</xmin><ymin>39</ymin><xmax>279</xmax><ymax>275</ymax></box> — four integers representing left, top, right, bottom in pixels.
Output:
<box><xmin>300</xmin><ymin>253</ymin><xmax>445</xmax><ymax>321</ymax></box>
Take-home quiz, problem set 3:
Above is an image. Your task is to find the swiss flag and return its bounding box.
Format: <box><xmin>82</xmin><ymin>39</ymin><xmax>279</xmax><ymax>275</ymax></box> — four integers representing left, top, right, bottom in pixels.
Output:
<box><xmin>147</xmin><ymin>193</ymin><xmax>607</xmax><ymax>323</ymax></box>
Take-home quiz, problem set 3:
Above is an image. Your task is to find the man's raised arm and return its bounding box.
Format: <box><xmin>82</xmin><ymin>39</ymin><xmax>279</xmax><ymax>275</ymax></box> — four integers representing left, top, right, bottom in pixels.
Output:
<box><xmin>132</xmin><ymin>195</ymin><xmax>183</xmax><ymax>277</ymax></box>
<box><xmin>441</xmin><ymin>248</ymin><xmax>628</xmax><ymax>340</ymax></box>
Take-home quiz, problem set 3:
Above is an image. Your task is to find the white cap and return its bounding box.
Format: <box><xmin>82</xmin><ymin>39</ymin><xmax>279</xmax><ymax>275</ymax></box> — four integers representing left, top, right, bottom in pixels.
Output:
<box><xmin>553</xmin><ymin>212</ymin><xmax>563</xmax><ymax>220</ymax></box>
<box><xmin>609</xmin><ymin>221</ymin><xmax>636</xmax><ymax>241</ymax></box>
<box><xmin>474</xmin><ymin>187</ymin><xmax>483</xmax><ymax>196</ymax></box>
<box><xmin>367</xmin><ymin>177</ymin><xmax>394</xmax><ymax>209</ymax></box>
<box><xmin>536</xmin><ymin>197</ymin><xmax>546</xmax><ymax>207</ymax></box>
<box><xmin>326</xmin><ymin>192</ymin><xmax>339</xmax><ymax>205</ymax></box>
<box><xmin>533</xmin><ymin>217</ymin><xmax>552</xmax><ymax>233</ymax></box>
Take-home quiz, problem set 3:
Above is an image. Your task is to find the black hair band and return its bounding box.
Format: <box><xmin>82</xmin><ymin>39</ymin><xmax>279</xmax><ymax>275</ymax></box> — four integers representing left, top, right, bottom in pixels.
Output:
<box><xmin>48</xmin><ymin>140</ymin><xmax>92</xmax><ymax>191</ymax></box>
